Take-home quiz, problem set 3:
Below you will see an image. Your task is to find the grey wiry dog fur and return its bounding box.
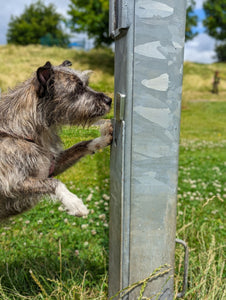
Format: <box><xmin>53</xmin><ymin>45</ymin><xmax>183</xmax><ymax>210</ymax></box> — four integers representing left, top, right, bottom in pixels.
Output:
<box><xmin>0</xmin><ymin>60</ymin><xmax>112</xmax><ymax>220</ymax></box>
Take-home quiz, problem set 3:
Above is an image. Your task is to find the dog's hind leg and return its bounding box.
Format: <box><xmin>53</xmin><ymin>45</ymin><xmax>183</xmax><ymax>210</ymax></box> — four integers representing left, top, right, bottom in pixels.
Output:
<box><xmin>53</xmin><ymin>121</ymin><xmax>113</xmax><ymax>176</ymax></box>
<box><xmin>15</xmin><ymin>178</ymin><xmax>88</xmax><ymax>217</ymax></box>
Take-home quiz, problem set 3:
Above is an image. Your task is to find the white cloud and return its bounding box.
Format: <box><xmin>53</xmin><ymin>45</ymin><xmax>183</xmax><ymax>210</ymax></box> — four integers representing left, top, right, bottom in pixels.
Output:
<box><xmin>187</xmin><ymin>0</ymin><xmax>204</xmax><ymax>9</ymax></box>
<box><xmin>184</xmin><ymin>33</ymin><xmax>216</xmax><ymax>64</ymax></box>
<box><xmin>195</xmin><ymin>0</ymin><xmax>204</xmax><ymax>9</ymax></box>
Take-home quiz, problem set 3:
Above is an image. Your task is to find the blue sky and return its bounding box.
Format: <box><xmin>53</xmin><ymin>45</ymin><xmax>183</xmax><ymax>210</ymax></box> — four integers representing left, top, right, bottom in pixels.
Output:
<box><xmin>194</xmin><ymin>9</ymin><xmax>206</xmax><ymax>34</ymax></box>
<box><xmin>0</xmin><ymin>0</ymin><xmax>216</xmax><ymax>64</ymax></box>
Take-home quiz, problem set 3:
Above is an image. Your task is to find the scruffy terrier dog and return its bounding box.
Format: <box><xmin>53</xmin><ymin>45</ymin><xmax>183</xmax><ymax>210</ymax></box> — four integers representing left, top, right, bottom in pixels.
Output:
<box><xmin>0</xmin><ymin>60</ymin><xmax>112</xmax><ymax>220</ymax></box>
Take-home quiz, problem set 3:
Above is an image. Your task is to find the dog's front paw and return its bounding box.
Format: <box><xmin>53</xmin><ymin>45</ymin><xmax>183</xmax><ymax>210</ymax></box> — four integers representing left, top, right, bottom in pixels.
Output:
<box><xmin>88</xmin><ymin>120</ymin><xmax>113</xmax><ymax>152</ymax></box>
<box><xmin>100</xmin><ymin>120</ymin><xmax>113</xmax><ymax>146</ymax></box>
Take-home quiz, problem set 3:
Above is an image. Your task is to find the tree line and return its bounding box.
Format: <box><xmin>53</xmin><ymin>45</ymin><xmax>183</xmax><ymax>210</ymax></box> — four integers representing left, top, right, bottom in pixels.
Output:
<box><xmin>7</xmin><ymin>0</ymin><xmax>226</xmax><ymax>61</ymax></box>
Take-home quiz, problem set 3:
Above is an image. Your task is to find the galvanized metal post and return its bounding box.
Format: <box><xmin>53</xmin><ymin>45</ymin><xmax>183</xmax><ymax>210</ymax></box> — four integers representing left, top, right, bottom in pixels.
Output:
<box><xmin>109</xmin><ymin>1</ymin><xmax>187</xmax><ymax>299</ymax></box>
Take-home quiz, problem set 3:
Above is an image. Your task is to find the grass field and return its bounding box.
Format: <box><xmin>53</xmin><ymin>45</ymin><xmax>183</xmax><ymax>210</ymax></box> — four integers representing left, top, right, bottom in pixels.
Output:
<box><xmin>0</xmin><ymin>45</ymin><xmax>225</xmax><ymax>299</ymax></box>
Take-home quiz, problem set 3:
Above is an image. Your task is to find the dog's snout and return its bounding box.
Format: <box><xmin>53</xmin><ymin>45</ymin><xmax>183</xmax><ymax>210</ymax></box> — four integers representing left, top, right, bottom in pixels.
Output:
<box><xmin>104</xmin><ymin>96</ymin><xmax>112</xmax><ymax>106</ymax></box>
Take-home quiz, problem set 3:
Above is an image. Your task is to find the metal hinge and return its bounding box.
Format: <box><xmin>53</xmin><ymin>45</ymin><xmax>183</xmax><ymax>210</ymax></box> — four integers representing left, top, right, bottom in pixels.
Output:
<box><xmin>109</xmin><ymin>0</ymin><xmax>130</xmax><ymax>38</ymax></box>
<box><xmin>175</xmin><ymin>239</ymin><xmax>189</xmax><ymax>298</ymax></box>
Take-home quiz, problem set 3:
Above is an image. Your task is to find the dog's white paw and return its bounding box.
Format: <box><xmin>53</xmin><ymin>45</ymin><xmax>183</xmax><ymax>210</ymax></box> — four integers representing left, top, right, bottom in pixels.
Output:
<box><xmin>88</xmin><ymin>121</ymin><xmax>113</xmax><ymax>152</ymax></box>
<box><xmin>100</xmin><ymin>120</ymin><xmax>113</xmax><ymax>145</ymax></box>
<box><xmin>55</xmin><ymin>182</ymin><xmax>89</xmax><ymax>217</ymax></box>
<box><xmin>66</xmin><ymin>198</ymin><xmax>89</xmax><ymax>217</ymax></box>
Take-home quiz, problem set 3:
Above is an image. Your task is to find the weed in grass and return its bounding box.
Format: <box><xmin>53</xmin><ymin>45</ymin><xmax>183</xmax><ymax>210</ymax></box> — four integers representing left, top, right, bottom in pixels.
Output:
<box><xmin>175</xmin><ymin>139</ymin><xmax>225</xmax><ymax>300</ymax></box>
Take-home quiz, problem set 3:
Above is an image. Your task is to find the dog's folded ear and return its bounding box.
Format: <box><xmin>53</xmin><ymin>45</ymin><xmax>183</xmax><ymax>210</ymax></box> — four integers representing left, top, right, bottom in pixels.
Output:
<box><xmin>36</xmin><ymin>62</ymin><xmax>53</xmax><ymax>98</ymax></box>
<box><xmin>37</xmin><ymin>61</ymin><xmax>52</xmax><ymax>87</ymax></box>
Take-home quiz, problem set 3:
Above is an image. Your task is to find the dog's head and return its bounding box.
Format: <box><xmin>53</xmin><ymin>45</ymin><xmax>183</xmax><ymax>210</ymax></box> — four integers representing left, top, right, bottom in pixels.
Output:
<box><xmin>36</xmin><ymin>60</ymin><xmax>112</xmax><ymax>126</ymax></box>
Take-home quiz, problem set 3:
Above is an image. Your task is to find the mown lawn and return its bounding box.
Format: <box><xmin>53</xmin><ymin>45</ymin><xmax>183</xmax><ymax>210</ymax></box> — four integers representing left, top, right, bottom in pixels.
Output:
<box><xmin>0</xmin><ymin>46</ymin><xmax>225</xmax><ymax>299</ymax></box>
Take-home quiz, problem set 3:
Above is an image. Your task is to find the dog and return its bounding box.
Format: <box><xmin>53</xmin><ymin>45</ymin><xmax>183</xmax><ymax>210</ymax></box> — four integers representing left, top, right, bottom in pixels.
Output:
<box><xmin>0</xmin><ymin>60</ymin><xmax>112</xmax><ymax>220</ymax></box>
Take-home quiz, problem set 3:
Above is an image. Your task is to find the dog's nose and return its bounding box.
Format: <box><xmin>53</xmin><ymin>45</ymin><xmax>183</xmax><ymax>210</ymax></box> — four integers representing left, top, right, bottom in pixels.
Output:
<box><xmin>104</xmin><ymin>96</ymin><xmax>112</xmax><ymax>106</ymax></box>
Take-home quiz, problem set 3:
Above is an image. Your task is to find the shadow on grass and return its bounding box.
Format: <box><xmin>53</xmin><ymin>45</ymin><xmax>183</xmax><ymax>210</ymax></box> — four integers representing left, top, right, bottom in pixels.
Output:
<box><xmin>75</xmin><ymin>48</ymin><xmax>114</xmax><ymax>75</ymax></box>
<box><xmin>0</xmin><ymin>253</ymin><xmax>106</xmax><ymax>297</ymax></box>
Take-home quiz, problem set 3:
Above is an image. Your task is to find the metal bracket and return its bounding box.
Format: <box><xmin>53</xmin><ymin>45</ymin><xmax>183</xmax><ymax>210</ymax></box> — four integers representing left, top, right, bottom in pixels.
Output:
<box><xmin>113</xmin><ymin>93</ymin><xmax>125</xmax><ymax>148</ymax></box>
<box><xmin>175</xmin><ymin>239</ymin><xmax>189</xmax><ymax>298</ymax></box>
<box><xmin>109</xmin><ymin>0</ymin><xmax>129</xmax><ymax>38</ymax></box>
<box><xmin>116</xmin><ymin>93</ymin><xmax>125</xmax><ymax>121</ymax></box>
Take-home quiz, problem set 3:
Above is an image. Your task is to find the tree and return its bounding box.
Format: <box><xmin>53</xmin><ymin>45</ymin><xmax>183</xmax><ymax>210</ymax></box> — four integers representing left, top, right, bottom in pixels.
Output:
<box><xmin>7</xmin><ymin>0</ymin><xmax>69</xmax><ymax>47</ymax></box>
<box><xmin>185</xmin><ymin>0</ymin><xmax>198</xmax><ymax>41</ymax></box>
<box><xmin>68</xmin><ymin>0</ymin><xmax>111</xmax><ymax>47</ymax></box>
<box><xmin>68</xmin><ymin>0</ymin><xmax>198</xmax><ymax>47</ymax></box>
<box><xmin>203</xmin><ymin>0</ymin><xmax>226</xmax><ymax>61</ymax></box>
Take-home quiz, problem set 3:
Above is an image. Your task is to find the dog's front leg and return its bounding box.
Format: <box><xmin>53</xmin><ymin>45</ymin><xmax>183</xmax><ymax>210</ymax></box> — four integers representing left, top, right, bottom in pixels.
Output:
<box><xmin>53</xmin><ymin>121</ymin><xmax>113</xmax><ymax>176</ymax></box>
<box><xmin>17</xmin><ymin>178</ymin><xmax>88</xmax><ymax>217</ymax></box>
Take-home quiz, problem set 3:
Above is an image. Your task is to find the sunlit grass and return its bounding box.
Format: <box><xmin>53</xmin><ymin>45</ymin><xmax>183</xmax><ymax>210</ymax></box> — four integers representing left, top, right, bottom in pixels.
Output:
<box><xmin>182</xmin><ymin>61</ymin><xmax>226</xmax><ymax>103</ymax></box>
<box><xmin>0</xmin><ymin>45</ymin><xmax>225</xmax><ymax>299</ymax></box>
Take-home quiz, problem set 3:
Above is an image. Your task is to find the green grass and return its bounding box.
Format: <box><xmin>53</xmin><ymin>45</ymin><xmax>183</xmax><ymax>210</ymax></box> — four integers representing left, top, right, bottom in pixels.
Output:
<box><xmin>182</xmin><ymin>61</ymin><xmax>226</xmax><ymax>103</ymax></box>
<box><xmin>0</xmin><ymin>46</ymin><xmax>225</xmax><ymax>299</ymax></box>
<box><xmin>180</xmin><ymin>101</ymin><xmax>226</xmax><ymax>140</ymax></box>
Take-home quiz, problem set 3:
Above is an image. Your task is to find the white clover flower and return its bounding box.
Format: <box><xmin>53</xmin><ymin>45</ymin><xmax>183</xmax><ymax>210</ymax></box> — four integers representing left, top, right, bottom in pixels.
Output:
<box><xmin>37</xmin><ymin>220</ymin><xmax>43</xmax><ymax>224</ymax></box>
<box><xmin>58</xmin><ymin>206</ymin><xmax>65</xmax><ymax>212</ymax></box>
<box><xmin>103</xmin><ymin>194</ymin><xmax>110</xmax><ymax>200</ymax></box>
<box><xmin>86</xmin><ymin>193</ymin><xmax>93</xmax><ymax>202</ymax></box>
<box><xmin>99</xmin><ymin>214</ymin><xmax>106</xmax><ymax>220</ymax></box>
<box><xmin>81</xmin><ymin>224</ymin><xmax>88</xmax><ymax>229</ymax></box>
<box><xmin>64</xmin><ymin>218</ymin><xmax>68</xmax><ymax>224</ymax></box>
<box><xmin>25</xmin><ymin>220</ymin><xmax>30</xmax><ymax>224</ymax></box>
<box><xmin>84</xmin><ymin>241</ymin><xmax>89</xmax><ymax>247</ymax></box>
<box><xmin>91</xmin><ymin>229</ymin><xmax>97</xmax><ymax>235</ymax></box>
<box><xmin>75</xmin><ymin>250</ymin><xmax>79</xmax><ymax>256</ymax></box>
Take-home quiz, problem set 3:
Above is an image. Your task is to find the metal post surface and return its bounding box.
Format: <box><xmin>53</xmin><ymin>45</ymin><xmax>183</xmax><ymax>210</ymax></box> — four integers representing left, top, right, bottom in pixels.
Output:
<box><xmin>109</xmin><ymin>1</ymin><xmax>187</xmax><ymax>299</ymax></box>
